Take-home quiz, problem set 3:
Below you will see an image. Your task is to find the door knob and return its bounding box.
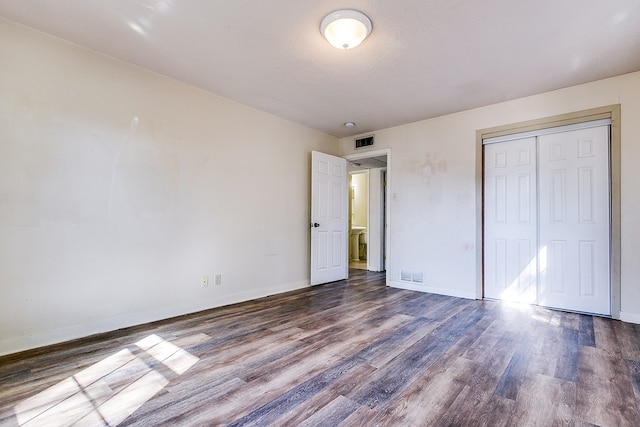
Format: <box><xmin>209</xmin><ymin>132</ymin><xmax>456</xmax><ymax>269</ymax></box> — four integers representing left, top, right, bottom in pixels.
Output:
<box><xmin>311</xmin><ymin>222</ymin><xmax>320</xmax><ymax>228</ymax></box>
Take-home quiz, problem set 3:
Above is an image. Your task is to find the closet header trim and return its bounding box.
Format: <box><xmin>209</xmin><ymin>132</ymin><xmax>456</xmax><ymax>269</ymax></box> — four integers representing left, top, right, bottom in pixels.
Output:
<box><xmin>483</xmin><ymin>118</ymin><xmax>611</xmax><ymax>145</ymax></box>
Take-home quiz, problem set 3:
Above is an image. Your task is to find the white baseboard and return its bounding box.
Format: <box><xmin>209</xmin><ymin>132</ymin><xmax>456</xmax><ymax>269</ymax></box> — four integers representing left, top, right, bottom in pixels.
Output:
<box><xmin>0</xmin><ymin>279</ymin><xmax>309</xmax><ymax>357</ymax></box>
<box><xmin>619</xmin><ymin>311</ymin><xmax>640</xmax><ymax>324</ymax></box>
<box><xmin>387</xmin><ymin>280</ymin><xmax>476</xmax><ymax>300</ymax></box>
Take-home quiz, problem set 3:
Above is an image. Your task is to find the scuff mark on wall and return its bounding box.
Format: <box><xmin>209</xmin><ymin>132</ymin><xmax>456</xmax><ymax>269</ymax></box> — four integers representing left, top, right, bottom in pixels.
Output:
<box><xmin>401</xmin><ymin>151</ymin><xmax>448</xmax><ymax>187</ymax></box>
<box><xmin>461</xmin><ymin>243</ymin><xmax>475</xmax><ymax>251</ymax></box>
<box><xmin>419</xmin><ymin>152</ymin><xmax>447</xmax><ymax>184</ymax></box>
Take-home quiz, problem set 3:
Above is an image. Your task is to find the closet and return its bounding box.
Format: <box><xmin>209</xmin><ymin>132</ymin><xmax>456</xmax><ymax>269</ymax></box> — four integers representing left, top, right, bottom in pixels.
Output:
<box><xmin>483</xmin><ymin>120</ymin><xmax>611</xmax><ymax>315</ymax></box>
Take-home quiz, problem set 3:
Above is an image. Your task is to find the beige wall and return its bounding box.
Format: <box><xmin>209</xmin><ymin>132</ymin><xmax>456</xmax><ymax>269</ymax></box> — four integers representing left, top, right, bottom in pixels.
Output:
<box><xmin>0</xmin><ymin>19</ymin><xmax>338</xmax><ymax>355</ymax></box>
<box><xmin>340</xmin><ymin>71</ymin><xmax>640</xmax><ymax>323</ymax></box>
<box><xmin>2</xmin><ymin>17</ymin><xmax>639</xmax><ymax>357</ymax></box>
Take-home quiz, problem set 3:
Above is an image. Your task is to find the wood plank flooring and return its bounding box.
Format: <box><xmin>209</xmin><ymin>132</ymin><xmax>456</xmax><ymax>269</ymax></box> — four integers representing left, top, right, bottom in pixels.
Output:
<box><xmin>1</xmin><ymin>269</ymin><xmax>640</xmax><ymax>426</ymax></box>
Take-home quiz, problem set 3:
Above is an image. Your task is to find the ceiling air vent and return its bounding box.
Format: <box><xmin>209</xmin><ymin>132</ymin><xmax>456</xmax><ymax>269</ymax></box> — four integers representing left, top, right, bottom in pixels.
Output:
<box><xmin>355</xmin><ymin>135</ymin><xmax>374</xmax><ymax>149</ymax></box>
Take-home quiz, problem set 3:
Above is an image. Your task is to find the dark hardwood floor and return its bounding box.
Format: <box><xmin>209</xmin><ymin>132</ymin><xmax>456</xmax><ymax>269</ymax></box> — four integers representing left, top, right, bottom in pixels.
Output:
<box><xmin>1</xmin><ymin>269</ymin><xmax>640</xmax><ymax>426</ymax></box>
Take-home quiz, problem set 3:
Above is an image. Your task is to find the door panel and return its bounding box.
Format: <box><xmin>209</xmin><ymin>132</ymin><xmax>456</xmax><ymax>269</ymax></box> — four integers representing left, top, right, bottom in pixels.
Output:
<box><xmin>538</xmin><ymin>126</ymin><xmax>610</xmax><ymax>315</ymax></box>
<box><xmin>484</xmin><ymin>137</ymin><xmax>538</xmax><ymax>303</ymax></box>
<box><xmin>311</xmin><ymin>151</ymin><xmax>348</xmax><ymax>285</ymax></box>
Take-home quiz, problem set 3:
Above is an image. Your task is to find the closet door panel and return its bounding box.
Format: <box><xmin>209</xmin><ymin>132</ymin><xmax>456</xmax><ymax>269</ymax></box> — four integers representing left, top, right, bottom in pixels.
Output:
<box><xmin>537</xmin><ymin>126</ymin><xmax>611</xmax><ymax>315</ymax></box>
<box><xmin>484</xmin><ymin>137</ymin><xmax>537</xmax><ymax>303</ymax></box>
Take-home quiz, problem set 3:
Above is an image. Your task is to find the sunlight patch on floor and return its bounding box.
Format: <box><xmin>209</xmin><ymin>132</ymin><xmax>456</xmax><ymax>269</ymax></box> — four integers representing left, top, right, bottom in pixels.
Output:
<box><xmin>136</xmin><ymin>334</ymin><xmax>199</xmax><ymax>375</ymax></box>
<box><xmin>13</xmin><ymin>334</ymin><xmax>201</xmax><ymax>426</ymax></box>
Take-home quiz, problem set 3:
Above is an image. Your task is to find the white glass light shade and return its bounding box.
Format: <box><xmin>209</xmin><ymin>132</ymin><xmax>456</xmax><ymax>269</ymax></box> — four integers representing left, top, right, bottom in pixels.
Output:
<box><xmin>320</xmin><ymin>10</ymin><xmax>372</xmax><ymax>50</ymax></box>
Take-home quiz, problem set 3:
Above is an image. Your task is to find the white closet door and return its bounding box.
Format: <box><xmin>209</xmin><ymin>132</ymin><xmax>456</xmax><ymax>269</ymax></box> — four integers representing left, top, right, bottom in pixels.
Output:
<box><xmin>537</xmin><ymin>126</ymin><xmax>611</xmax><ymax>315</ymax></box>
<box><xmin>484</xmin><ymin>137</ymin><xmax>538</xmax><ymax>303</ymax></box>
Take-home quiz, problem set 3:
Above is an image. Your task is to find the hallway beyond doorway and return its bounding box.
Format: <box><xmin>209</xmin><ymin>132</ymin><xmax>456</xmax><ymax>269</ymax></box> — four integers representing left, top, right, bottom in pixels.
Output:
<box><xmin>349</xmin><ymin>260</ymin><xmax>368</xmax><ymax>270</ymax></box>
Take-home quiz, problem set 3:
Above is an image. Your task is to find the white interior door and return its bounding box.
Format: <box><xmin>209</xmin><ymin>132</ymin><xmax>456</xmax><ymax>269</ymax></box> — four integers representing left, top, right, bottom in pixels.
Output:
<box><xmin>484</xmin><ymin>137</ymin><xmax>538</xmax><ymax>304</ymax></box>
<box><xmin>538</xmin><ymin>126</ymin><xmax>611</xmax><ymax>315</ymax></box>
<box><xmin>311</xmin><ymin>151</ymin><xmax>348</xmax><ymax>285</ymax></box>
<box><xmin>483</xmin><ymin>123</ymin><xmax>611</xmax><ymax>315</ymax></box>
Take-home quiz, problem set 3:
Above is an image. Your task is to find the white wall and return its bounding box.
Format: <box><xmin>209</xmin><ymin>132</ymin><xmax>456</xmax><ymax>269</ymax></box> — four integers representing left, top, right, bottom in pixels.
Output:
<box><xmin>0</xmin><ymin>19</ymin><xmax>338</xmax><ymax>356</ymax></box>
<box><xmin>340</xmin><ymin>71</ymin><xmax>640</xmax><ymax>322</ymax></box>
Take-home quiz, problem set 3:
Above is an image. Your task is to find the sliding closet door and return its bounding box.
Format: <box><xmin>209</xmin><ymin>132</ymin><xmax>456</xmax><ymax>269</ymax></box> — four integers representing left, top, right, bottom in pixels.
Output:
<box><xmin>537</xmin><ymin>126</ymin><xmax>611</xmax><ymax>315</ymax></box>
<box><xmin>484</xmin><ymin>137</ymin><xmax>537</xmax><ymax>303</ymax></box>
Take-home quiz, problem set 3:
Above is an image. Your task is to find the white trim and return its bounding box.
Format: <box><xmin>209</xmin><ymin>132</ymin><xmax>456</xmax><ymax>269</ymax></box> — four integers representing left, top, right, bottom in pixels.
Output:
<box><xmin>620</xmin><ymin>311</ymin><xmax>640</xmax><ymax>325</ymax></box>
<box><xmin>483</xmin><ymin>118</ymin><xmax>611</xmax><ymax>145</ymax></box>
<box><xmin>388</xmin><ymin>280</ymin><xmax>476</xmax><ymax>300</ymax></box>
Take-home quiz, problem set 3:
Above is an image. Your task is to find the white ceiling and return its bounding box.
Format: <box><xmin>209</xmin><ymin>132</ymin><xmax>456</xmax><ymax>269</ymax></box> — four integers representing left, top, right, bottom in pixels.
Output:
<box><xmin>1</xmin><ymin>1</ymin><xmax>639</xmax><ymax>137</ymax></box>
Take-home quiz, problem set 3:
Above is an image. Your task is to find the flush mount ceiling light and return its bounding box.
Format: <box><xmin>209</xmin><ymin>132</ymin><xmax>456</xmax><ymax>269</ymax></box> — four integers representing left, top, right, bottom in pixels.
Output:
<box><xmin>320</xmin><ymin>9</ymin><xmax>372</xmax><ymax>50</ymax></box>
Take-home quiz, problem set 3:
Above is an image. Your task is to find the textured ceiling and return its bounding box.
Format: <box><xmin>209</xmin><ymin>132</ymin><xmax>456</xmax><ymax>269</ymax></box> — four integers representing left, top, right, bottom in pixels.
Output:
<box><xmin>1</xmin><ymin>0</ymin><xmax>639</xmax><ymax>137</ymax></box>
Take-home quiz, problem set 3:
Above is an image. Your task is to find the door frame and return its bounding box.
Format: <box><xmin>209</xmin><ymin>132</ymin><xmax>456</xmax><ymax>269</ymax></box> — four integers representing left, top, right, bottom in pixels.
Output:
<box><xmin>345</xmin><ymin>148</ymin><xmax>391</xmax><ymax>280</ymax></box>
<box><xmin>475</xmin><ymin>105</ymin><xmax>621</xmax><ymax>318</ymax></box>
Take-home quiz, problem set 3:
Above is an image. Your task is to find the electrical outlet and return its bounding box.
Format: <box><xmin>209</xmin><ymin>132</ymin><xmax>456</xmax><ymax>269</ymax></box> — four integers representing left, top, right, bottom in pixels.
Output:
<box><xmin>201</xmin><ymin>276</ymin><xmax>209</xmax><ymax>287</ymax></box>
<box><xmin>215</xmin><ymin>274</ymin><xmax>222</xmax><ymax>286</ymax></box>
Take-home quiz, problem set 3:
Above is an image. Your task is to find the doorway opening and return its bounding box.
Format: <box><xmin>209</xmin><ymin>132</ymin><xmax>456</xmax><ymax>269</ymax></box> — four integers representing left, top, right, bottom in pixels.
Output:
<box><xmin>345</xmin><ymin>150</ymin><xmax>389</xmax><ymax>273</ymax></box>
<box><xmin>349</xmin><ymin>171</ymin><xmax>369</xmax><ymax>270</ymax></box>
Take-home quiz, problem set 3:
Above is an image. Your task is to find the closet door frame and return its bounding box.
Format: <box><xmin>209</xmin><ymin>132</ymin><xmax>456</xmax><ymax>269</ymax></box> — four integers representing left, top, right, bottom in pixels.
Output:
<box><xmin>475</xmin><ymin>105</ymin><xmax>621</xmax><ymax>318</ymax></box>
